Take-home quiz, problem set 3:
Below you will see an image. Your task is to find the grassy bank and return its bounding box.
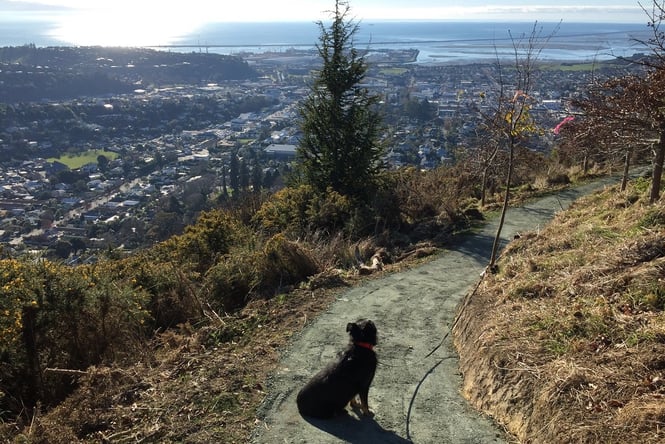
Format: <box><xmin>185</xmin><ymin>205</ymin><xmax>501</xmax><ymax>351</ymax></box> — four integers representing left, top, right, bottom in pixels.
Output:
<box><xmin>454</xmin><ymin>176</ymin><xmax>665</xmax><ymax>443</ymax></box>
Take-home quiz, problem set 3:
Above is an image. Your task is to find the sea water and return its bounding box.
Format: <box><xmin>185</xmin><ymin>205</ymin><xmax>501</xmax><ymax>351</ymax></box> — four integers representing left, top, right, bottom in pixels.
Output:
<box><xmin>0</xmin><ymin>17</ymin><xmax>653</xmax><ymax>63</ymax></box>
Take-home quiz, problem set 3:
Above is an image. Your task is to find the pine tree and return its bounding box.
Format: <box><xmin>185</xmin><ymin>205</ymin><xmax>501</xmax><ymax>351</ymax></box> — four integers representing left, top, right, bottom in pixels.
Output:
<box><xmin>229</xmin><ymin>151</ymin><xmax>240</xmax><ymax>197</ymax></box>
<box><xmin>220</xmin><ymin>164</ymin><xmax>229</xmax><ymax>201</ymax></box>
<box><xmin>239</xmin><ymin>157</ymin><xmax>250</xmax><ymax>191</ymax></box>
<box><xmin>251</xmin><ymin>151</ymin><xmax>263</xmax><ymax>193</ymax></box>
<box><xmin>296</xmin><ymin>0</ymin><xmax>384</xmax><ymax>202</ymax></box>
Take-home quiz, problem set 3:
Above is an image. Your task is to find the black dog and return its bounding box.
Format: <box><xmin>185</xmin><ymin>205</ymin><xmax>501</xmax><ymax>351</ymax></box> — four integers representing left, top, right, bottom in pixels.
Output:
<box><xmin>296</xmin><ymin>319</ymin><xmax>378</xmax><ymax>419</ymax></box>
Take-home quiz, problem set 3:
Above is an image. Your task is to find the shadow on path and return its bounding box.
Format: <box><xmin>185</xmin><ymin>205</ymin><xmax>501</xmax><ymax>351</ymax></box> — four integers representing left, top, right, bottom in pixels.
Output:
<box><xmin>448</xmin><ymin>232</ymin><xmax>497</xmax><ymax>265</ymax></box>
<box><xmin>303</xmin><ymin>412</ymin><xmax>413</xmax><ymax>444</ymax></box>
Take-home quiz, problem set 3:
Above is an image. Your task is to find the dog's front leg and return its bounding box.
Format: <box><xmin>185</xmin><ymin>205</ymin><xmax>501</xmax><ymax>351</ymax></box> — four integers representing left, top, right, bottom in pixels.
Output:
<box><xmin>349</xmin><ymin>395</ymin><xmax>371</xmax><ymax>416</ymax></box>
<box><xmin>356</xmin><ymin>387</ymin><xmax>372</xmax><ymax>416</ymax></box>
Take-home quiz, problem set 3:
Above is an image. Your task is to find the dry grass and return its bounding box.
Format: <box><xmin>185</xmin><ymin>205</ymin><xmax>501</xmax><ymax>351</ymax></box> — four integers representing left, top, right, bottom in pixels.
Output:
<box><xmin>454</xmin><ymin>178</ymin><xmax>665</xmax><ymax>443</ymax></box>
<box><xmin>2</xmin><ymin>245</ymin><xmax>437</xmax><ymax>443</ymax></box>
<box><xmin>7</xmin><ymin>283</ymin><xmax>343</xmax><ymax>443</ymax></box>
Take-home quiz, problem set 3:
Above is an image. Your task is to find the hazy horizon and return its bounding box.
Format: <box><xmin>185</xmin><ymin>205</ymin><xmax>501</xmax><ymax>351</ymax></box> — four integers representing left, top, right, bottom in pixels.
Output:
<box><xmin>0</xmin><ymin>0</ymin><xmax>649</xmax><ymax>47</ymax></box>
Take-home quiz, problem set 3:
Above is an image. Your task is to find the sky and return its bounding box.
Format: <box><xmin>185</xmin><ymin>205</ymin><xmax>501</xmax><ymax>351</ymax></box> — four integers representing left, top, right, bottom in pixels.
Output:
<box><xmin>0</xmin><ymin>0</ymin><xmax>649</xmax><ymax>46</ymax></box>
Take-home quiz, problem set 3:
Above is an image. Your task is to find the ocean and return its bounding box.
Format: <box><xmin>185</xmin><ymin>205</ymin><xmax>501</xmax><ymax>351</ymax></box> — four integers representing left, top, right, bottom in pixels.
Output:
<box><xmin>182</xmin><ymin>21</ymin><xmax>652</xmax><ymax>63</ymax></box>
<box><xmin>0</xmin><ymin>18</ymin><xmax>653</xmax><ymax>63</ymax></box>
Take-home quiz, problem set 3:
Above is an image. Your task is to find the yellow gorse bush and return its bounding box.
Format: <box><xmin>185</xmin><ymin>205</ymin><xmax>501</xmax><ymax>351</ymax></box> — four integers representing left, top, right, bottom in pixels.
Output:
<box><xmin>0</xmin><ymin>259</ymin><xmax>36</xmax><ymax>347</ymax></box>
<box><xmin>1</xmin><ymin>257</ymin><xmax>152</xmax><ymax>416</ymax></box>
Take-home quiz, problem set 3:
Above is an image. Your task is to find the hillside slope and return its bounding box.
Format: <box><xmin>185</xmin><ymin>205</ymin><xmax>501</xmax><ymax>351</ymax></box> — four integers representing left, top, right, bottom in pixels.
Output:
<box><xmin>454</xmin><ymin>176</ymin><xmax>665</xmax><ymax>443</ymax></box>
<box><xmin>8</xmin><ymin>171</ymin><xmax>656</xmax><ymax>443</ymax></box>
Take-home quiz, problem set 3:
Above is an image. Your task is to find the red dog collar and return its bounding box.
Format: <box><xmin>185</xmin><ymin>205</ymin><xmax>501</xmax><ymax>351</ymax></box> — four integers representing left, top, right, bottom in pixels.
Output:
<box><xmin>355</xmin><ymin>341</ymin><xmax>374</xmax><ymax>351</ymax></box>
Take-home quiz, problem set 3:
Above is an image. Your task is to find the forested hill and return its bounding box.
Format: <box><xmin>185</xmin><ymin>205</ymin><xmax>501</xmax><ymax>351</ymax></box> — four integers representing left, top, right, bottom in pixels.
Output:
<box><xmin>0</xmin><ymin>45</ymin><xmax>258</xmax><ymax>102</ymax></box>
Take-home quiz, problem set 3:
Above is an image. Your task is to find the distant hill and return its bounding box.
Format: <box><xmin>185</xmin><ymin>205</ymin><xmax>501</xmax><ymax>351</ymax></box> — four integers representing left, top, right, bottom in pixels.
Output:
<box><xmin>0</xmin><ymin>45</ymin><xmax>258</xmax><ymax>102</ymax></box>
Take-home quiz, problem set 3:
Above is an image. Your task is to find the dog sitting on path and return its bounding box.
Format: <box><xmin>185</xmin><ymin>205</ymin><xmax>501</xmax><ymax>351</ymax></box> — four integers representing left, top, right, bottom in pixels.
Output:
<box><xmin>296</xmin><ymin>319</ymin><xmax>378</xmax><ymax>419</ymax></box>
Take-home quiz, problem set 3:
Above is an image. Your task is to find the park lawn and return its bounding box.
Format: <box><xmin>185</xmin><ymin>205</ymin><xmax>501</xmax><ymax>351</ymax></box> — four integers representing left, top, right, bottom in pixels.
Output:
<box><xmin>543</xmin><ymin>61</ymin><xmax>628</xmax><ymax>72</ymax></box>
<box><xmin>48</xmin><ymin>149</ymin><xmax>119</xmax><ymax>170</ymax></box>
<box><xmin>379</xmin><ymin>67</ymin><xmax>408</xmax><ymax>76</ymax></box>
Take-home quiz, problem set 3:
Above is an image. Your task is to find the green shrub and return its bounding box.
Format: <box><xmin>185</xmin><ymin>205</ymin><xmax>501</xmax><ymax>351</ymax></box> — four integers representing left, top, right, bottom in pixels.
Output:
<box><xmin>0</xmin><ymin>259</ymin><xmax>150</xmax><ymax>418</ymax></box>
<box><xmin>633</xmin><ymin>176</ymin><xmax>651</xmax><ymax>193</ymax></box>
<box><xmin>262</xmin><ymin>234</ymin><xmax>319</xmax><ymax>289</ymax></box>
<box><xmin>167</xmin><ymin>209</ymin><xmax>250</xmax><ymax>272</ymax></box>
<box><xmin>638</xmin><ymin>208</ymin><xmax>665</xmax><ymax>229</ymax></box>
<box><xmin>203</xmin><ymin>235</ymin><xmax>319</xmax><ymax>312</ymax></box>
<box><xmin>547</xmin><ymin>173</ymin><xmax>571</xmax><ymax>186</ymax></box>
<box><xmin>253</xmin><ymin>184</ymin><xmax>314</xmax><ymax>235</ymax></box>
<box><xmin>305</xmin><ymin>188</ymin><xmax>354</xmax><ymax>234</ymax></box>
<box><xmin>254</xmin><ymin>185</ymin><xmax>357</xmax><ymax>236</ymax></box>
<box><xmin>117</xmin><ymin>255</ymin><xmax>201</xmax><ymax>328</ymax></box>
<box><xmin>391</xmin><ymin>166</ymin><xmax>467</xmax><ymax>226</ymax></box>
<box><xmin>204</xmin><ymin>250</ymin><xmax>263</xmax><ymax>312</ymax></box>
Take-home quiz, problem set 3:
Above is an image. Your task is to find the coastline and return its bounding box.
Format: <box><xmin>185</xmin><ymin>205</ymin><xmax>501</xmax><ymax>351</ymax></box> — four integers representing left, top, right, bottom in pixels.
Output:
<box><xmin>0</xmin><ymin>21</ymin><xmax>652</xmax><ymax>64</ymax></box>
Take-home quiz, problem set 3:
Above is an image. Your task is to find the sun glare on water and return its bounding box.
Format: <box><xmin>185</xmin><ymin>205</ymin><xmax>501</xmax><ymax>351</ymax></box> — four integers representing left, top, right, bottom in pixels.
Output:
<box><xmin>41</xmin><ymin>0</ymin><xmax>332</xmax><ymax>47</ymax></box>
<box><xmin>47</xmin><ymin>3</ymin><xmax>206</xmax><ymax>47</ymax></box>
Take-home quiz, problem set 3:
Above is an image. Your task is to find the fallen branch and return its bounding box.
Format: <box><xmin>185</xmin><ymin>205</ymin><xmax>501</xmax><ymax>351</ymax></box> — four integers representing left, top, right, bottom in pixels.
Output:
<box><xmin>44</xmin><ymin>367</ymin><xmax>88</xmax><ymax>376</ymax></box>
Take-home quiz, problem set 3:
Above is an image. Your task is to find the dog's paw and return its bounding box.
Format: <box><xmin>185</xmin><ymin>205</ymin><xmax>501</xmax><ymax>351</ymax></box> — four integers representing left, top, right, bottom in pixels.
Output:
<box><xmin>361</xmin><ymin>408</ymin><xmax>374</xmax><ymax>417</ymax></box>
<box><xmin>350</xmin><ymin>397</ymin><xmax>374</xmax><ymax>417</ymax></box>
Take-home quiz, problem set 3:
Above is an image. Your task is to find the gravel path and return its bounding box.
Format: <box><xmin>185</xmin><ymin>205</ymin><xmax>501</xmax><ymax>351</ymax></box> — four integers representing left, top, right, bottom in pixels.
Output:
<box><xmin>251</xmin><ymin>174</ymin><xmax>633</xmax><ymax>444</ymax></box>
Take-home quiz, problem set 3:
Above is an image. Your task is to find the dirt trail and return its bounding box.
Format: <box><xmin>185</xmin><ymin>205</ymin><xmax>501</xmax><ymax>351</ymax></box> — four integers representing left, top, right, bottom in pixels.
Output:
<box><xmin>251</xmin><ymin>175</ymin><xmax>630</xmax><ymax>444</ymax></box>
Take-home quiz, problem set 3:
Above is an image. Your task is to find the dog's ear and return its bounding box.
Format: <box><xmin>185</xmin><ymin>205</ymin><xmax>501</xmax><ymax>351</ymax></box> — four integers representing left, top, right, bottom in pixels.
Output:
<box><xmin>346</xmin><ymin>322</ymin><xmax>361</xmax><ymax>339</ymax></box>
<box><xmin>363</xmin><ymin>320</ymin><xmax>378</xmax><ymax>345</ymax></box>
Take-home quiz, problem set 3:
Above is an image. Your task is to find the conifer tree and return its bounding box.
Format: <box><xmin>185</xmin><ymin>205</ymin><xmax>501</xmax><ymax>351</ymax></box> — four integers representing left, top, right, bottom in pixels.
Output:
<box><xmin>220</xmin><ymin>164</ymin><xmax>229</xmax><ymax>201</ymax></box>
<box><xmin>239</xmin><ymin>157</ymin><xmax>250</xmax><ymax>191</ymax></box>
<box><xmin>296</xmin><ymin>0</ymin><xmax>384</xmax><ymax>202</ymax></box>
<box><xmin>251</xmin><ymin>153</ymin><xmax>263</xmax><ymax>193</ymax></box>
<box><xmin>229</xmin><ymin>151</ymin><xmax>240</xmax><ymax>197</ymax></box>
